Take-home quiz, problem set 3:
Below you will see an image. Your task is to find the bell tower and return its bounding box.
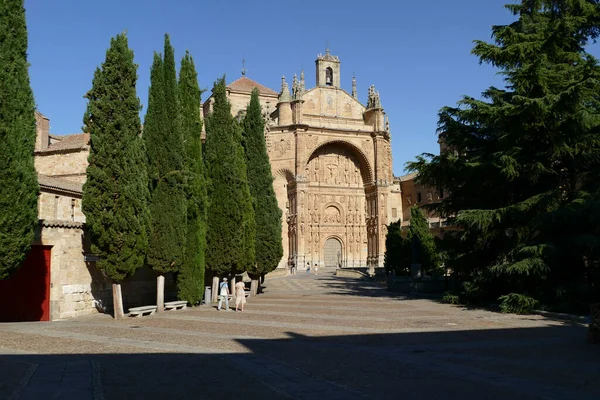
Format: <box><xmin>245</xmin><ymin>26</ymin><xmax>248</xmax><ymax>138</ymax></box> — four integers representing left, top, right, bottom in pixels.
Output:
<box><xmin>315</xmin><ymin>49</ymin><xmax>341</xmax><ymax>88</ymax></box>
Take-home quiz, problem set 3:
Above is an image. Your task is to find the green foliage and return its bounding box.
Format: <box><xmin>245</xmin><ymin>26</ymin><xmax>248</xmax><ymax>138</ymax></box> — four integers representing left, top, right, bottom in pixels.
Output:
<box><xmin>498</xmin><ymin>293</ymin><xmax>539</xmax><ymax>315</ymax></box>
<box><xmin>81</xmin><ymin>33</ymin><xmax>149</xmax><ymax>282</ymax></box>
<box><xmin>205</xmin><ymin>77</ymin><xmax>255</xmax><ymax>276</ymax></box>
<box><xmin>144</xmin><ymin>35</ymin><xmax>187</xmax><ymax>275</ymax></box>
<box><xmin>0</xmin><ymin>0</ymin><xmax>38</xmax><ymax>280</ymax></box>
<box><xmin>407</xmin><ymin>207</ymin><xmax>440</xmax><ymax>274</ymax></box>
<box><xmin>407</xmin><ymin>1</ymin><xmax>600</xmax><ymax>307</ymax></box>
<box><xmin>176</xmin><ymin>51</ymin><xmax>206</xmax><ymax>305</ymax></box>
<box><xmin>442</xmin><ymin>292</ymin><xmax>460</xmax><ymax>305</ymax></box>
<box><xmin>384</xmin><ymin>221</ymin><xmax>410</xmax><ymax>276</ymax></box>
<box><xmin>242</xmin><ymin>89</ymin><xmax>283</xmax><ymax>277</ymax></box>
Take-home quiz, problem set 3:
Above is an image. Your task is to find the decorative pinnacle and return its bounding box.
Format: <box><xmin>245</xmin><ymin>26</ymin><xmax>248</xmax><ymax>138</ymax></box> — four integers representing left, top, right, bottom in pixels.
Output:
<box><xmin>279</xmin><ymin>75</ymin><xmax>292</xmax><ymax>102</ymax></box>
<box><xmin>241</xmin><ymin>56</ymin><xmax>247</xmax><ymax>76</ymax></box>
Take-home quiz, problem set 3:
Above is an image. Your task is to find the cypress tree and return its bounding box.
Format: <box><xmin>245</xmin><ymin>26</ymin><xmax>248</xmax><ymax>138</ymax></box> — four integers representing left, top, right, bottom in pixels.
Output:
<box><xmin>205</xmin><ymin>77</ymin><xmax>255</xmax><ymax>300</ymax></box>
<box><xmin>242</xmin><ymin>89</ymin><xmax>283</xmax><ymax>295</ymax></box>
<box><xmin>408</xmin><ymin>1</ymin><xmax>600</xmax><ymax>308</ymax></box>
<box><xmin>81</xmin><ymin>33</ymin><xmax>149</xmax><ymax>319</ymax></box>
<box><xmin>177</xmin><ymin>51</ymin><xmax>207</xmax><ymax>305</ymax></box>
<box><xmin>144</xmin><ymin>35</ymin><xmax>187</xmax><ymax>311</ymax></box>
<box><xmin>0</xmin><ymin>0</ymin><xmax>39</xmax><ymax>280</ymax></box>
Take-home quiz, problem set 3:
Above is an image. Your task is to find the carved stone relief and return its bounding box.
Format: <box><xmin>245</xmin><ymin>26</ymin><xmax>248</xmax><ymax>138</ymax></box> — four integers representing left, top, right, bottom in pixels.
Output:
<box><xmin>307</xmin><ymin>145</ymin><xmax>363</xmax><ymax>187</ymax></box>
<box><xmin>343</xmin><ymin>102</ymin><xmax>352</xmax><ymax>117</ymax></box>
<box><xmin>273</xmin><ymin>138</ymin><xmax>292</xmax><ymax>157</ymax></box>
<box><xmin>305</xmin><ymin>135</ymin><xmax>319</xmax><ymax>153</ymax></box>
<box><xmin>323</xmin><ymin>206</ymin><xmax>341</xmax><ymax>224</ymax></box>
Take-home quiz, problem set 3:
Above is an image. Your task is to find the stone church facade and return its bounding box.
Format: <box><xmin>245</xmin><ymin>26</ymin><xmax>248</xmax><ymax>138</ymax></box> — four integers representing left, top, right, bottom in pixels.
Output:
<box><xmin>15</xmin><ymin>49</ymin><xmax>445</xmax><ymax>321</ymax></box>
<box><xmin>203</xmin><ymin>50</ymin><xmax>410</xmax><ymax>274</ymax></box>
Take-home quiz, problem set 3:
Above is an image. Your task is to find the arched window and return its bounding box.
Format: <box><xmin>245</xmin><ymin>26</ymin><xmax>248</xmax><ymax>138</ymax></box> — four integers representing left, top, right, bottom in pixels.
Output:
<box><xmin>325</xmin><ymin>67</ymin><xmax>333</xmax><ymax>86</ymax></box>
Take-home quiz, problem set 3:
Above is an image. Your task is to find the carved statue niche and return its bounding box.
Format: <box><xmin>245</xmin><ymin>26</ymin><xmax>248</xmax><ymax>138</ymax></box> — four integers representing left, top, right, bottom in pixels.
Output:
<box><xmin>323</xmin><ymin>206</ymin><xmax>341</xmax><ymax>224</ymax></box>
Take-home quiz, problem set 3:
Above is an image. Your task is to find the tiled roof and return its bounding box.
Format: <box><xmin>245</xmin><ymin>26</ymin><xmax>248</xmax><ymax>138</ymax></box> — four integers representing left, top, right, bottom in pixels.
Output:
<box><xmin>39</xmin><ymin>133</ymin><xmax>89</xmax><ymax>153</ymax></box>
<box><xmin>398</xmin><ymin>172</ymin><xmax>417</xmax><ymax>182</ymax></box>
<box><xmin>227</xmin><ymin>76</ymin><xmax>278</xmax><ymax>96</ymax></box>
<box><xmin>40</xmin><ymin>219</ymin><xmax>84</xmax><ymax>229</ymax></box>
<box><xmin>38</xmin><ymin>174</ymin><xmax>83</xmax><ymax>195</ymax></box>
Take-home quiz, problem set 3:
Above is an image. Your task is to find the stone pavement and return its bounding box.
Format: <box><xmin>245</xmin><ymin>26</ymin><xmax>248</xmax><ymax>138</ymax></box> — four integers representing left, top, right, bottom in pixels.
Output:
<box><xmin>0</xmin><ymin>269</ymin><xmax>598</xmax><ymax>399</ymax></box>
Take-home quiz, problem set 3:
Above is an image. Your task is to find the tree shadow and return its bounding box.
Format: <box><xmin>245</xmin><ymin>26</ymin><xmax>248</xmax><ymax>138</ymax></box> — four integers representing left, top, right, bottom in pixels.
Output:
<box><xmin>1</xmin><ymin>324</ymin><xmax>598</xmax><ymax>399</ymax></box>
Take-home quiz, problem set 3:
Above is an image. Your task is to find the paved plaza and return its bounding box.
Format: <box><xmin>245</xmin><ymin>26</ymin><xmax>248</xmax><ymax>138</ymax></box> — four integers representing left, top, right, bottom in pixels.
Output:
<box><xmin>0</xmin><ymin>270</ymin><xmax>598</xmax><ymax>400</ymax></box>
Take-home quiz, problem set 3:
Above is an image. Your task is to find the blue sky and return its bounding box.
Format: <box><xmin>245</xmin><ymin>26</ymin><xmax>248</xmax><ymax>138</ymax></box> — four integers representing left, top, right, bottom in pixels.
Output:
<box><xmin>24</xmin><ymin>0</ymin><xmax>595</xmax><ymax>175</ymax></box>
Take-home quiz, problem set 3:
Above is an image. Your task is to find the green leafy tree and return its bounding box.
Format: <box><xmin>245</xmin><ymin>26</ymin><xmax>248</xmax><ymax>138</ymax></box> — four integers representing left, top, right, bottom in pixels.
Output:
<box><xmin>205</xmin><ymin>77</ymin><xmax>255</xmax><ymax>300</ymax></box>
<box><xmin>0</xmin><ymin>0</ymin><xmax>39</xmax><ymax>280</ymax></box>
<box><xmin>144</xmin><ymin>35</ymin><xmax>187</xmax><ymax>310</ymax></box>
<box><xmin>384</xmin><ymin>221</ymin><xmax>410</xmax><ymax>276</ymax></box>
<box><xmin>242</xmin><ymin>89</ymin><xmax>283</xmax><ymax>295</ymax></box>
<box><xmin>177</xmin><ymin>51</ymin><xmax>207</xmax><ymax>305</ymax></box>
<box><xmin>82</xmin><ymin>33</ymin><xmax>149</xmax><ymax>318</ymax></box>
<box><xmin>407</xmin><ymin>206</ymin><xmax>440</xmax><ymax>275</ymax></box>
<box><xmin>408</xmin><ymin>0</ymin><xmax>600</xmax><ymax>308</ymax></box>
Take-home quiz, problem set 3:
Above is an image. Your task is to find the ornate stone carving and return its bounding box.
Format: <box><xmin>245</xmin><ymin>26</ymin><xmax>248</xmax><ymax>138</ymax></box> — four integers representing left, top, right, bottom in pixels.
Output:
<box><xmin>323</xmin><ymin>206</ymin><xmax>341</xmax><ymax>224</ymax></box>
<box><xmin>273</xmin><ymin>138</ymin><xmax>291</xmax><ymax>157</ymax></box>
<box><xmin>366</xmin><ymin>85</ymin><xmax>381</xmax><ymax>109</ymax></box>
<box><xmin>305</xmin><ymin>135</ymin><xmax>319</xmax><ymax>153</ymax></box>
<box><xmin>343</xmin><ymin>102</ymin><xmax>352</xmax><ymax>117</ymax></box>
<box><xmin>308</xmin><ymin>145</ymin><xmax>363</xmax><ymax>187</ymax></box>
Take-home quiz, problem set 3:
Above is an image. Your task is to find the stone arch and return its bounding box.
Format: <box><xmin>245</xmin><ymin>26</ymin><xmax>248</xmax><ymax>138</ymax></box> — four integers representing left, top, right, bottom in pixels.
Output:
<box><xmin>322</xmin><ymin>202</ymin><xmax>344</xmax><ymax>224</ymax></box>
<box><xmin>306</xmin><ymin>140</ymin><xmax>373</xmax><ymax>185</ymax></box>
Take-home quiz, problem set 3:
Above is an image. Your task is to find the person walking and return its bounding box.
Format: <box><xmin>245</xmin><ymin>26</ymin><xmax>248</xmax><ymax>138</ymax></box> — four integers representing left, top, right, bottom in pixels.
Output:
<box><xmin>217</xmin><ymin>277</ymin><xmax>230</xmax><ymax>311</ymax></box>
<box><xmin>314</xmin><ymin>263</ymin><xmax>319</xmax><ymax>275</ymax></box>
<box><xmin>235</xmin><ymin>278</ymin><xmax>247</xmax><ymax>312</ymax></box>
<box><xmin>306</xmin><ymin>262</ymin><xmax>311</xmax><ymax>275</ymax></box>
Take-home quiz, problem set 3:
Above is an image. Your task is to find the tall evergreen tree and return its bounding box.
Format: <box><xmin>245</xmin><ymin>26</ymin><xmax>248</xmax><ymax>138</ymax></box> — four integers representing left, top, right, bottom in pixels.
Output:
<box><xmin>177</xmin><ymin>51</ymin><xmax>207</xmax><ymax>305</ymax></box>
<box><xmin>144</xmin><ymin>35</ymin><xmax>187</xmax><ymax>311</ymax></box>
<box><xmin>0</xmin><ymin>0</ymin><xmax>38</xmax><ymax>280</ymax></box>
<box><xmin>205</xmin><ymin>77</ymin><xmax>255</xmax><ymax>301</ymax></box>
<box><xmin>82</xmin><ymin>33</ymin><xmax>149</xmax><ymax>319</ymax></box>
<box><xmin>242</xmin><ymin>89</ymin><xmax>283</xmax><ymax>295</ymax></box>
<box><xmin>408</xmin><ymin>1</ymin><xmax>600</xmax><ymax>307</ymax></box>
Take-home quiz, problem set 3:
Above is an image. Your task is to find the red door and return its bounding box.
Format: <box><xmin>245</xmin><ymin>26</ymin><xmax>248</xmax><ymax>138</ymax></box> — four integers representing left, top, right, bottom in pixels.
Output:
<box><xmin>0</xmin><ymin>246</ymin><xmax>51</xmax><ymax>322</ymax></box>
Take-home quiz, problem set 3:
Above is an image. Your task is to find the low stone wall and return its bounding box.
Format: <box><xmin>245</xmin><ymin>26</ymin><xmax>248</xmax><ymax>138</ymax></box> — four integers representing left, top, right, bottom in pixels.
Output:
<box><xmin>335</xmin><ymin>269</ymin><xmax>366</xmax><ymax>279</ymax></box>
<box><xmin>266</xmin><ymin>268</ymin><xmax>288</xmax><ymax>279</ymax></box>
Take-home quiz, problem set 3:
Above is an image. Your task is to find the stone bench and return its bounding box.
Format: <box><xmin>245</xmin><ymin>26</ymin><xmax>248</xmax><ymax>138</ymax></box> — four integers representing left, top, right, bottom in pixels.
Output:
<box><xmin>128</xmin><ymin>305</ymin><xmax>157</xmax><ymax>317</ymax></box>
<box><xmin>164</xmin><ymin>301</ymin><xmax>187</xmax><ymax>311</ymax></box>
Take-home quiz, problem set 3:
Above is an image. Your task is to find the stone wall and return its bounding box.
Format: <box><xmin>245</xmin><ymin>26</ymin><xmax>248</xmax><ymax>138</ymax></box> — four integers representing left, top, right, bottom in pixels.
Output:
<box><xmin>35</xmin><ymin>150</ymin><xmax>89</xmax><ymax>182</ymax></box>
<box><xmin>37</xmin><ymin>224</ymin><xmax>176</xmax><ymax>320</ymax></box>
<box><xmin>38</xmin><ymin>191</ymin><xmax>85</xmax><ymax>222</ymax></box>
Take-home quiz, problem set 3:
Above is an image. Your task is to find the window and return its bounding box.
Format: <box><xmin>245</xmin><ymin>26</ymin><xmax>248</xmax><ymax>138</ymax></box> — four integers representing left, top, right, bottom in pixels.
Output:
<box><xmin>417</xmin><ymin>192</ymin><xmax>422</xmax><ymax>203</ymax></box>
<box><xmin>325</xmin><ymin>67</ymin><xmax>333</xmax><ymax>86</ymax></box>
<box><xmin>392</xmin><ymin>208</ymin><xmax>397</xmax><ymax>218</ymax></box>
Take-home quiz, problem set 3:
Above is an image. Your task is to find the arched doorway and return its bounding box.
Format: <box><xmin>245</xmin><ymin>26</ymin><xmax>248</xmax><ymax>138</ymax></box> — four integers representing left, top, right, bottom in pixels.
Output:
<box><xmin>324</xmin><ymin>237</ymin><xmax>342</xmax><ymax>268</ymax></box>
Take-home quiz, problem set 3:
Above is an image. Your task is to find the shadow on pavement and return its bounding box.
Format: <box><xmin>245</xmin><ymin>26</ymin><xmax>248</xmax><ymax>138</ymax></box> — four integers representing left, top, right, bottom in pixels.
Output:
<box><xmin>1</xmin><ymin>324</ymin><xmax>599</xmax><ymax>400</ymax></box>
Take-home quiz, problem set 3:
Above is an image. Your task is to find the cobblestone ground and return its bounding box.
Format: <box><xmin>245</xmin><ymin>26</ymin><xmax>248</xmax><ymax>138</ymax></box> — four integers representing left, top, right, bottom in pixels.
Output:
<box><xmin>1</xmin><ymin>270</ymin><xmax>598</xmax><ymax>400</ymax></box>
